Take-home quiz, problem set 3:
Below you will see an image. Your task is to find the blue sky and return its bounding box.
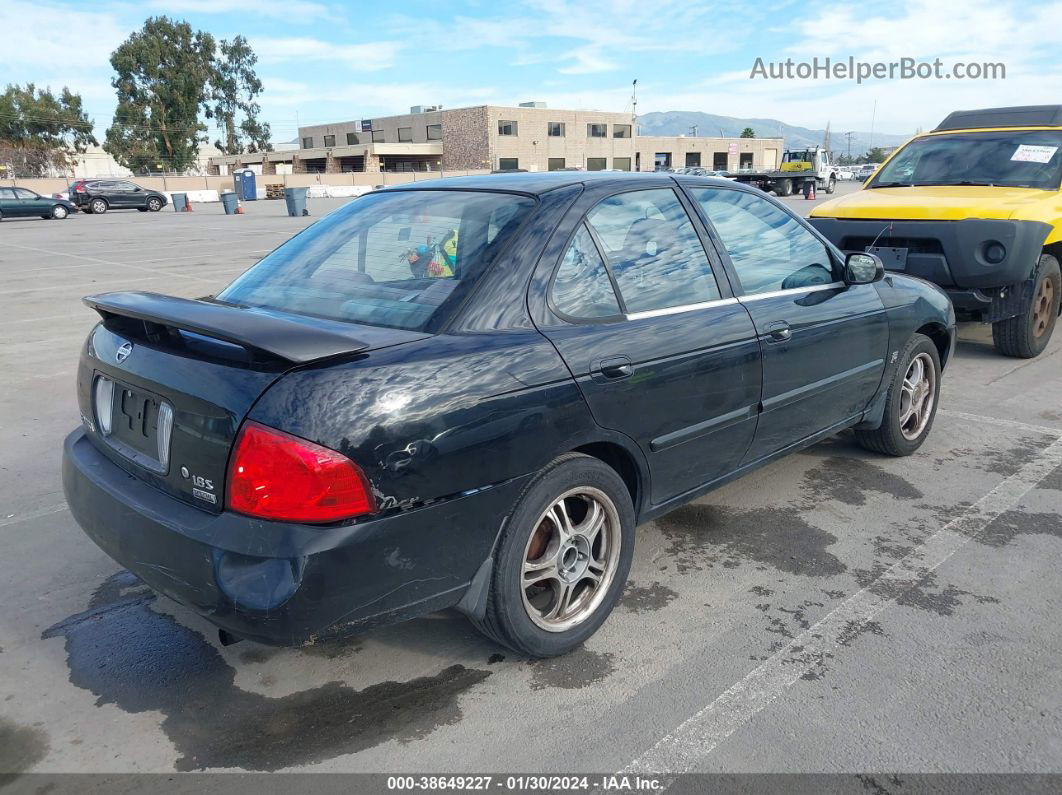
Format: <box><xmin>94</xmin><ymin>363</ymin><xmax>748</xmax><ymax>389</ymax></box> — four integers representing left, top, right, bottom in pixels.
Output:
<box><xmin>4</xmin><ymin>0</ymin><xmax>1061</xmax><ymax>143</ymax></box>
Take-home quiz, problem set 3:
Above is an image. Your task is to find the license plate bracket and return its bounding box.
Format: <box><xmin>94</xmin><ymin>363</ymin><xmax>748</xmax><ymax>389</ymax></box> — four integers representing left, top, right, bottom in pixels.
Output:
<box><xmin>867</xmin><ymin>246</ymin><xmax>909</xmax><ymax>271</ymax></box>
<box><xmin>101</xmin><ymin>378</ymin><xmax>169</xmax><ymax>472</ymax></box>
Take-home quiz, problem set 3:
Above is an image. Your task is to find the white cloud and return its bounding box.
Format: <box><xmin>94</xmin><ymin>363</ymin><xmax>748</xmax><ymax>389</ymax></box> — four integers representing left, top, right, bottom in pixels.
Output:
<box><xmin>148</xmin><ymin>0</ymin><xmax>330</xmax><ymax>22</ymax></box>
<box><xmin>251</xmin><ymin>37</ymin><xmax>403</xmax><ymax>69</ymax></box>
<box><xmin>0</xmin><ymin>1</ymin><xmax>126</xmax><ymax>70</ymax></box>
<box><xmin>557</xmin><ymin>47</ymin><xmax>618</xmax><ymax>75</ymax></box>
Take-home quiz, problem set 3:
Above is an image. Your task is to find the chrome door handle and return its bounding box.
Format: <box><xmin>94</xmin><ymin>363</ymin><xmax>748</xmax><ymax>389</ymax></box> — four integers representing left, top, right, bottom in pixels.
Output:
<box><xmin>766</xmin><ymin>322</ymin><xmax>792</xmax><ymax>342</ymax></box>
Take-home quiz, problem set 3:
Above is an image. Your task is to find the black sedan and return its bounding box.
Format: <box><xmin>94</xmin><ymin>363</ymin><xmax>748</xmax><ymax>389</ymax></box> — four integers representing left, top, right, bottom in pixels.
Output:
<box><xmin>62</xmin><ymin>173</ymin><xmax>955</xmax><ymax>657</ymax></box>
<box><xmin>69</xmin><ymin>179</ymin><xmax>168</xmax><ymax>214</ymax></box>
<box><xmin>0</xmin><ymin>187</ymin><xmax>74</xmax><ymax>220</ymax></box>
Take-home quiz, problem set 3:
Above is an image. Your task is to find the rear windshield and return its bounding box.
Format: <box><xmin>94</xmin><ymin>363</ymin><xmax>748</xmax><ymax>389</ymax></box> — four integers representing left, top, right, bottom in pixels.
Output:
<box><xmin>216</xmin><ymin>190</ymin><xmax>535</xmax><ymax>331</ymax></box>
<box><xmin>871</xmin><ymin>130</ymin><xmax>1062</xmax><ymax>190</ymax></box>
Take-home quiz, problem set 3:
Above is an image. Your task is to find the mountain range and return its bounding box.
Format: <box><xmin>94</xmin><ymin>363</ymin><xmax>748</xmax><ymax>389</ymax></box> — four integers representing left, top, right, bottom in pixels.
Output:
<box><xmin>635</xmin><ymin>111</ymin><xmax>912</xmax><ymax>157</ymax></box>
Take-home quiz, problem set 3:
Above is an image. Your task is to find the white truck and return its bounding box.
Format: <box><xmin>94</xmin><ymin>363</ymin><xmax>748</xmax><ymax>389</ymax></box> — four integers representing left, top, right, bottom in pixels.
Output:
<box><xmin>726</xmin><ymin>146</ymin><xmax>840</xmax><ymax>196</ymax></box>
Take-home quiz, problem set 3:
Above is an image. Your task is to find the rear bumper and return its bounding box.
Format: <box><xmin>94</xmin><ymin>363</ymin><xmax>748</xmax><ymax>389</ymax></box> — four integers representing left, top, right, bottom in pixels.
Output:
<box><xmin>62</xmin><ymin>428</ymin><xmax>524</xmax><ymax>645</ymax></box>
<box><xmin>809</xmin><ymin>217</ymin><xmax>1051</xmax><ymax>289</ymax></box>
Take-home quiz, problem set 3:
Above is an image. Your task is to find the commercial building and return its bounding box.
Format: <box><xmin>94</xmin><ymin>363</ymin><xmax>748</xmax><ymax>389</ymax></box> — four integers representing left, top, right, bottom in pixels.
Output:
<box><xmin>208</xmin><ymin>102</ymin><xmax>783</xmax><ymax>177</ymax></box>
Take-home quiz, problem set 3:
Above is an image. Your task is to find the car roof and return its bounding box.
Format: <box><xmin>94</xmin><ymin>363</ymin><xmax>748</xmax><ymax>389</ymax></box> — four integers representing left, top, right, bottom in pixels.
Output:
<box><xmin>378</xmin><ymin>171</ymin><xmax>751</xmax><ymax>196</ymax></box>
<box><xmin>934</xmin><ymin>105</ymin><xmax>1062</xmax><ymax>132</ymax></box>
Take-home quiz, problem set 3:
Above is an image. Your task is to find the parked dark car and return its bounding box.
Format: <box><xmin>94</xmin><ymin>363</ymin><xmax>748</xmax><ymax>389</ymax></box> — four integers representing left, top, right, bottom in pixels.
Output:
<box><xmin>0</xmin><ymin>187</ymin><xmax>74</xmax><ymax>220</ymax></box>
<box><xmin>62</xmin><ymin>173</ymin><xmax>955</xmax><ymax>656</ymax></box>
<box><xmin>69</xmin><ymin>179</ymin><xmax>168</xmax><ymax>214</ymax></box>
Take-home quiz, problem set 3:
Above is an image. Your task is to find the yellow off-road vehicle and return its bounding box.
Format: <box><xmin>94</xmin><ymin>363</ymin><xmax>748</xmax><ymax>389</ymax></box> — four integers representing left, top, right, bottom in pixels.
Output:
<box><xmin>810</xmin><ymin>105</ymin><xmax>1062</xmax><ymax>357</ymax></box>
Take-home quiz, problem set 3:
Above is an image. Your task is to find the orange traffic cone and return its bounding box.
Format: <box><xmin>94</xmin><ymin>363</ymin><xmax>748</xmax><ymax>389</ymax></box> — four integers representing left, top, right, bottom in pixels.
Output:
<box><xmin>805</xmin><ymin>181</ymin><xmax>816</xmax><ymax>200</ymax></box>
<box><xmin>235</xmin><ymin>201</ymin><xmax>244</xmax><ymax>214</ymax></box>
<box><xmin>183</xmin><ymin>197</ymin><xmax>193</xmax><ymax>212</ymax></box>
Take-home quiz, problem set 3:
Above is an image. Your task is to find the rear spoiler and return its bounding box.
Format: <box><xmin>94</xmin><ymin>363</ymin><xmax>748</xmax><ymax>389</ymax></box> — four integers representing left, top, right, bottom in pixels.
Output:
<box><xmin>84</xmin><ymin>291</ymin><xmax>373</xmax><ymax>364</ymax></box>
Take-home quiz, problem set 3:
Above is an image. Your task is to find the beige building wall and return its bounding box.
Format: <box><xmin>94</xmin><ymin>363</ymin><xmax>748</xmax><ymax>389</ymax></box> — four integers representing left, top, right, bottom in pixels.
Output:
<box><xmin>635</xmin><ymin>136</ymin><xmax>783</xmax><ymax>172</ymax></box>
<box><xmin>484</xmin><ymin>106</ymin><xmax>636</xmax><ymax>172</ymax></box>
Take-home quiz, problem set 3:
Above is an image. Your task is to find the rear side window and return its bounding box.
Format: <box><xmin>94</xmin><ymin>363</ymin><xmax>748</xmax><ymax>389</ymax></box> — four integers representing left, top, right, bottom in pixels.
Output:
<box><xmin>691</xmin><ymin>188</ymin><xmax>834</xmax><ymax>295</ymax></box>
<box><xmin>217</xmin><ymin>191</ymin><xmax>534</xmax><ymax>332</ymax></box>
<box><xmin>552</xmin><ymin>224</ymin><xmax>621</xmax><ymax>319</ymax></box>
<box><xmin>586</xmin><ymin>188</ymin><xmax>720</xmax><ymax>313</ymax></box>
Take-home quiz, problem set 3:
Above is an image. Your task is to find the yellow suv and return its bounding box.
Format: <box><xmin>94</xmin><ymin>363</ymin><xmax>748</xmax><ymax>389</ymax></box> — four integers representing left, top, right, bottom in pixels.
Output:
<box><xmin>810</xmin><ymin>105</ymin><xmax>1062</xmax><ymax>357</ymax></box>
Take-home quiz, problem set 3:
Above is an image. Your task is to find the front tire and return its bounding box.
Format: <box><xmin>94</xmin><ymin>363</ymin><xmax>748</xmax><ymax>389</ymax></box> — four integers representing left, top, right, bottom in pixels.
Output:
<box><xmin>777</xmin><ymin>178</ymin><xmax>794</xmax><ymax>197</ymax></box>
<box><xmin>471</xmin><ymin>454</ymin><xmax>635</xmax><ymax>657</ymax></box>
<box><xmin>89</xmin><ymin>198</ymin><xmax>108</xmax><ymax>215</ymax></box>
<box><xmin>147</xmin><ymin>197</ymin><xmax>162</xmax><ymax>212</ymax></box>
<box><xmin>52</xmin><ymin>205</ymin><xmax>68</xmax><ymax>219</ymax></box>
<box><xmin>992</xmin><ymin>254</ymin><xmax>1060</xmax><ymax>358</ymax></box>
<box><xmin>826</xmin><ymin>175</ymin><xmax>836</xmax><ymax>194</ymax></box>
<box><xmin>855</xmin><ymin>333</ymin><xmax>941</xmax><ymax>457</ymax></box>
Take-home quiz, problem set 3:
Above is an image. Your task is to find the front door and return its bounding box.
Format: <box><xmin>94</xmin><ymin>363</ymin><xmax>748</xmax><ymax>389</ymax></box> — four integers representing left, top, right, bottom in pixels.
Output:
<box><xmin>688</xmin><ymin>186</ymin><xmax>888</xmax><ymax>462</ymax></box>
<box><xmin>534</xmin><ymin>185</ymin><xmax>762</xmax><ymax>506</ymax></box>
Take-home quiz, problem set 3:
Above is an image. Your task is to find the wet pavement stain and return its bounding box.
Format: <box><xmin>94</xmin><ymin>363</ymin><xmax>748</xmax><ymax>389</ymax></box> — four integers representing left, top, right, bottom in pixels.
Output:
<box><xmin>0</xmin><ymin>716</ymin><xmax>49</xmax><ymax>774</ymax></box>
<box><xmin>800</xmin><ymin>456</ymin><xmax>923</xmax><ymax>507</ymax></box>
<box><xmin>528</xmin><ymin>647</ymin><xmax>615</xmax><ymax>690</ymax></box>
<box><xmin>836</xmin><ymin>618</ymin><xmax>886</xmax><ymax>647</ymax></box>
<box><xmin>620</xmin><ymin>582</ymin><xmax>678</xmax><ymax>613</ymax></box>
<box><xmin>1036</xmin><ymin>464</ymin><xmax>1062</xmax><ymax>492</ymax></box>
<box><xmin>41</xmin><ymin>576</ymin><xmax>491</xmax><ymax>772</ymax></box>
<box><xmin>937</xmin><ymin>437</ymin><xmax>1052</xmax><ymax>477</ymax></box>
<box><xmin>487</xmin><ymin>654</ymin><xmax>505</xmax><ymax>665</ymax></box>
<box><xmin>656</xmin><ymin>504</ymin><xmax>846</xmax><ymax>576</ymax></box>
<box><xmin>976</xmin><ymin>509</ymin><xmax>1062</xmax><ymax>548</ymax></box>
<box><xmin>870</xmin><ymin>571</ymin><xmax>1000</xmax><ymax>617</ymax></box>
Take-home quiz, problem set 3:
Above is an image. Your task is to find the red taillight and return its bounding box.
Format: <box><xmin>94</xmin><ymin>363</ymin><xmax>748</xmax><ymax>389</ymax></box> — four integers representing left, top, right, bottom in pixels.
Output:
<box><xmin>227</xmin><ymin>422</ymin><xmax>375</xmax><ymax>523</ymax></box>
<box><xmin>74</xmin><ymin>183</ymin><xmax>86</xmax><ymax>193</ymax></box>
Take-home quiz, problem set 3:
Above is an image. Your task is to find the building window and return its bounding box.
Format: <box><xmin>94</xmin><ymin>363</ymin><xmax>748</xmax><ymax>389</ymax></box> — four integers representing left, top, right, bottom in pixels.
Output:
<box><xmin>739</xmin><ymin>152</ymin><xmax>754</xmax><ymax>169</ymax></box>
<box><xmin>426</xmin><ymin>124</ymin><xmax>442</xmax><ymax>140</ymax></box>
<box><xmin>548</xmin><ymin>122</ymin><xmax>565</xmax><ymax>137</ymax></box>
<box><xmin>346</xmin><ymin>132</ymin><xmax>359</xmax><ymax>145</ymax></box>
<box><xmin>371</xmin><ymin>130</ymin><xmax>385</xmax><ymax>143</ymax></box>
<box><xmin>613</xmin><ymin>124</ymin><xmax>632</xmax><ymax>138</ymax></box>
<box><xmin>397</xmin><ymin>127</ymin><xmax>413</xmax><ymax>143</ymax></box>
<box><xmin>685</xmin><ymin>152</ymin><xmax>701</xmax><ymax>167</ymax></box>
<box><xmin>713</xmin><ymin>152</ymin><xmax>728</xmax><ymax>170</ymax></box>
<box><xmin>548</xmin><ymin>157</ymin><xmax>566</xmax><ymax>171</ymax></box>
<box><xmin>301</xmin><ymin>136</ymin><xmax>313</xmax><ymax>149</ymax></box>
<box><xmin>612</xmin><ymin>157</ymin><xmax>631</xmax><ymax>171</ymax></box>
<box><xmin>587</xmin><ymin>123</ymin><xmax>607</xmax><ymax>138</ymax></box>
<box><xmin>654</xmin><ymin>152</ymin><xmax>672</xmax><ymax>170</ymax></box>
<box><xmin>498</xmin><ymin>120</ymin><xmax>518</xmax><ymax>136</ymax></box>
<box><xmin>586</xmin><ymin>157</ymin><xmax>607</xmax><ymax>171</ymax></box>
<box><xmin>498</xmin><ymin>158</ymin><xmax>519</xmax><ymax>171</ymax></box>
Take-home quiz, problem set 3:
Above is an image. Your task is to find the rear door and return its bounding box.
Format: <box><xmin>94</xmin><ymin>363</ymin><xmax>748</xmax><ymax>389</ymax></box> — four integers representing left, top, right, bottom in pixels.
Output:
<box><xmin>0</xmin><ymin>187</ymin><xmax>21</xmax><ymax>216</ymax></box>
<box><xmin>532</xmin><ymin>183</ymin><xmax>762</xmax><ymax>506</ymax></box>
<box><xmin>687</xmin><ymin>185</ymin><xmax>888</xmax><ymax>462</ymax></box>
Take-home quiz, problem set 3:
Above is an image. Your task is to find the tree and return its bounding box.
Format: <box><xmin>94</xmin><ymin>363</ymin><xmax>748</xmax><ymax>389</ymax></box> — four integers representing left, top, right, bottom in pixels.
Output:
<box><xmin>740</xmin><ymin>127</ymin><xmax>756</xmax><ymax>138</ymax></box>
<box><xmin>104</xmin><ymin>17</ymin><xmax>216</xmax><ymax>173</ymax></box>
<box><xmin>0</xmin><ymin>84</ymin><xmax>96</xmax><ymax>177</ymax></box>
<box><xmin>210</xmin><ymin>36</ymin><xmax>272</xmax><ymax>155</ymax></box>
<box><xmin>864</xmin><ymin>147</ymin><xmax>888</xmax><ymax>163</ymax></box>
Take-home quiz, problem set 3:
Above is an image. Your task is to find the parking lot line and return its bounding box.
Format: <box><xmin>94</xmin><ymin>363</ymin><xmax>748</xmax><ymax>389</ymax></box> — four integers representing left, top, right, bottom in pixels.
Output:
<box><xmin>0</xmin><ymin>239</ymin><xmax>217</xmax><ymax>284</ymax></box>
<box><xmin>939</xmin><ymin>408</ymin><xmax>1061</xmax><ymax>437</ymax></box>
<box><xmin>0</xmin><ymin>503</ymin><xmax>68</xmax><ymax>529</ymax></box>
<box><xmin>620</xmin><ymin>429</ymin><xmax>1062</xmax><ymax>777</ymax></box>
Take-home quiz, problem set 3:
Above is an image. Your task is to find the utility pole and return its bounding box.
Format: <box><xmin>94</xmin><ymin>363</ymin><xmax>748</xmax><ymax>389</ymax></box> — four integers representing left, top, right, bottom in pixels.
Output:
<box><xmin>688</xmin><ymin>124</ymin><xmax>698</xmax><ymax>137</ymax></box>
<box><xmin>844</xmin><ymin>131</ymin><xmax>854</xmax><ymax>162</ymax></box>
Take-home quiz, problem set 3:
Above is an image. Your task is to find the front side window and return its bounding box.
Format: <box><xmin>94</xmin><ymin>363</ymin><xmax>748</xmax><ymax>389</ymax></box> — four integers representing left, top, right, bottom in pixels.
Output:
<box><xmin>13</xmin><ymin>188</ymin><xmax>38</xmax><ymax>199</ymax></box>
<box><xmin>691</xmin><ymin>187</ymin><xmax>834</xmax><ymax>295</ymax></box>
<box><xmin>586</xmin><ymin>189</ymin><xmax>720</xmax><ymax>313</ymax></box>
<box><xmin>498</xmin><ymin>120</ymin><xmax>518</xmax><ymax>136</ymax></box>
<box><xmin>588</xmin><ymin>123</ymin><xmax>607</xmax><ymax>138</ymax></box>
<box><xmin>323</xmin><ymin>134</ymin><xmax>336</xmax><ymax>147</ymax></box>
<box><xmin>217</xmin><ymin>191</ymin><xmax>535</xmax><ymax>332</ymax></box>
<box><xmin>551</xmin><ymin>224</ymin><xmax>621</xmax><ymax>319</ymax></box>
<box><xmin>871</xmin><ymin>130</ymin><xmax>1062</xmax><ymax>190</ymax></box>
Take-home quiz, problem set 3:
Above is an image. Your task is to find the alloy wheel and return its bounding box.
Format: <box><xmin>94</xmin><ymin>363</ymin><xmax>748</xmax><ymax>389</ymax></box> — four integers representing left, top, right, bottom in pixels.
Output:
<box><xmin>898</xmin><ymin>352</ymin><xmax>936</xmax><ymax>440</ymax></box>
<box><xmin>521</xmin><ymin>487</ymin><xmax>621</xmax><ymax>633</ymax></box>
<box><xmin>1032</xmin><ymin>276</ymin><xmax>1054</xmax><ymax>339</ymax></box>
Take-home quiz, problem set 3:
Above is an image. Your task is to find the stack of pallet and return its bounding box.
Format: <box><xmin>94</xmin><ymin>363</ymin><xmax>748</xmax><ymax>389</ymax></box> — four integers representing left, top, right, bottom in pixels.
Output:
<box><xmin>265</xmin><ymin>184</ymin><xmax>285</xmax><ymax>200</ymax></box>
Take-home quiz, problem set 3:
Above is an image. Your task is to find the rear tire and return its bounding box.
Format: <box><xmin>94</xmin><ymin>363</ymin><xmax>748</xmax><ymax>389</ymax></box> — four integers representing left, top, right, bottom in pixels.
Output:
<box><xmin>826</xmin><ymin>175</ymin><xmax>836</xmax><ymax>194</ymax></box>
<box><xmin>89</xmin><ymin>198</ymin><xmax>108</xmax><ymax>215</ymax></box>
<box><xmin>855</xmin><ymin>333</ymin><xmax>941</xmax><ymax>457</ymax></box>
<box><xmin>992</xmin><ymin>254</ymin><xmax>1060</xmax><ymax>358</ymax></box>
<box><xmin>470</xmin><ymin>453</ymin><xmax>635</xmax><ymax>657</ymax></box>
<box><xmin>777</xmin><ymin>178</ymin><xmax>794</xmax><ymax>197</ymax></box>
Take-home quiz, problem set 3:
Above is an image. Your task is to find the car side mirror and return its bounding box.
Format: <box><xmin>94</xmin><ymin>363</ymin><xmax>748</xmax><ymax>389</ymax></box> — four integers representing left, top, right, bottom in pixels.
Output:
<box><xmin>844</xmin><ymin>252</ymin><xmax>885</xmax><ymax>285</ymax></box>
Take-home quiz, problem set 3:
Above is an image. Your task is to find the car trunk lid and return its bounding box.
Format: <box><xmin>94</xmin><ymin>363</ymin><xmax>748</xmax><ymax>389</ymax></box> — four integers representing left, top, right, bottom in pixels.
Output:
<box><xmin>78</xmin><ymin>291</ymin><xmax>428</xmax><ymax>513</ymax></box>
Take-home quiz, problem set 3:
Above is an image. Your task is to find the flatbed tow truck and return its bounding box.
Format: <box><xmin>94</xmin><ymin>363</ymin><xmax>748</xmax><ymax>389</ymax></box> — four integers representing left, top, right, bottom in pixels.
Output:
<box><xmin>726</xmin><ymin>146</ymin><xmax>840</xmax><ymax>196</ymax></box>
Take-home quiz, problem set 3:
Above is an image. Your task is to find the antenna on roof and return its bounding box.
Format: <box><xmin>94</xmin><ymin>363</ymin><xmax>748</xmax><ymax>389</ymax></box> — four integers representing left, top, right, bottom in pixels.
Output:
<box><xmin>631</xmin><ymin>79</ymin><xmax>638</xmax><ymax>126</ymax></box>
